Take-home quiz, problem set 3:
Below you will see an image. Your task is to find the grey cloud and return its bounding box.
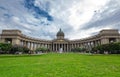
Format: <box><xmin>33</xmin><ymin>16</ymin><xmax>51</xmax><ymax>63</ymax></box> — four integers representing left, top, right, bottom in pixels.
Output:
<box><xmin>82</xmin><ymin>10</ymin><xmax>120</xmax><ymax>29</ymax></box>
<box><xmin>81</xmin><ymin>0</ymin><xmax>120</xmax><ymax>30</ymax></box>
<box><xmin>0</xmin><ymin>0</ymin><xmax>119</xmax><ymax>40</ymax></box>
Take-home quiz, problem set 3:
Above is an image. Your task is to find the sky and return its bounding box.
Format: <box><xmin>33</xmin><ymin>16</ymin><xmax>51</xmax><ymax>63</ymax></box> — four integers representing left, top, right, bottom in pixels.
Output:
<box><xmin>0</xmin><ymin>0</ymin><xmax>120</xmax><ymax>40</ymax></box>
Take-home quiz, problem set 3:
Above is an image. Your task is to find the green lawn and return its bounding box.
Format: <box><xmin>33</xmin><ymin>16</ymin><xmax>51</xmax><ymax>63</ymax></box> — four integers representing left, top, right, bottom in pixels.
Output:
<box><xmin>0</xmin><ymin>53</ymin><xmax>120</xmax><ymax>77</ymax></box>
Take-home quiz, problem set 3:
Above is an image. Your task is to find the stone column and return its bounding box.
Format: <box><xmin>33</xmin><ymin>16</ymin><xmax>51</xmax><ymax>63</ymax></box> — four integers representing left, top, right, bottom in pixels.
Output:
<box><xmin>84</xmin><ymin>43</ymin><xmax>86</xmax><ymax>49</ymax></box>
<box><xmin>32</xmin><ymin>42</ymin><xmax>34</xmax><ymax>50</ymax></box>
<box><xmin>97</xmin><ymin>40</ymin><xmax>99</xmax><ymax>46</ymax></box>
<box><xmin>73</xmin><ymin>44</ymin><xmax>74</xmax><ymax>49</ymax></box>
<box><xmin>31</xmin><ymin>42</ymin><xmax>33</xmax><ymax>50</ymax></box>
<box><xmin>74</xmin><ymin>43</ymin><xmax>76</xmax><ymax>48</ymax></box>
<box><xmin>90</xmin><ymin>41</ymin><xmax>93</xmax><ymax>48</ymax></box>
<box><xmin>41</xmin><ymin>43</ymin><xmax>43</xmax><ymax>47</ymax></box>
<box><xmin>20</xmin><ymin>40</ymin><xmax>23</xmax><ymax>46</ymax></box>
<box><xmin>23</xmin><ymin>41</ymin><xmax>25</xmax><ymax>46</ymax></box>
<box><xmin>12</xmin><ymin>38</ymin><xmax>20</xmax><ymax>45</ymax></box>
<box><xmin>27</xmin><ymin>41</ymin><xmax>29</xmax><ymax>48</ymax></box>
<box><xmin>0</xmin><ymin>38</ymin><xmax>5</xmax><ymax>43</ymax></box>
<box><xmin>62</xmin><ymin>44</ymin><xmax>64</xmax><ymax>52</ymax></box>
<box><xmin>34</xmin><ymin>43</ymin><xmax>35</xmax><ymax>50</ymax></box>
<box><xmin>50</xmin><ymin>44</ymin><xmax>52</xmax><ymax>51</ymax></box>
<box><xmin>56</xmin><ymin>44</ymin><xmax>57</xmax><ymax>52</ymax></box>
<box><xmin>53</xmin><ymin>44</ymin><xmax>54</xmax><ymax>51</ymax></box>
<box><xmin>95</xmin><ymin>41</ymin><xmax>97</xmax><ymax>47</ymax></box>
<box><xmin>33</xmin><ymin>42</ymin><xmax>35</xmax><ymax>50</ymax></box>
<box><xmin>55</xmin><ymin>43</ymin><xmax>56</xmax><ymax>51</ymax></box>
<box><xmin>57</xmin><ymin>44</ymin><xmax>58</xmax><ymax>52</ymax></box>
<box><xmin>89</xmin><ymin>42</ymin><xmax>92</xmax><ymax>50</ymax></box>
<box><xmin>29</xmin><ymin>42</ymin><xmax>31</xmax><ymax>49</ymax></box>
<box><xmin>54</xmin><ymin>44</ymin><xmax>55</xmax><ymax>51</ymax></box>
<box><xmin>35</xmin><ymin>43</ymin><xmax>37</xmax><ymax>50</ymax></box>
<box><xmin>67</xmin><ymin>44</ymin><xmax>68</xmax><ymax>52</ymax></box>
<box><xmin>66</xmin><ymin>44</ymin><xmax>67</xmax><ymax>52</ymax></box>
<box><xmin>57</xmin><ymin>44</ymin><xmax>58</xmax><ymax>51</ymax></box>
<box><xmin>70</xmin><ymin>44</ymin><xmax>71</xmax><ymax>49</ymax></box>
<box><xmin>38</xmin><ymin>43</ymin><xmax>40</xmax><ymax>48</ymax></box>
<box><xmin>101</xmin><ymin>38</ymin><xmax>109</xmax><ymax>44</ymax></box>
<box><xmin>93</xmin><ymin>41</ymin><xmax>95</xmax><ymax>47</ymax></box>
<box><xmin>29</xmin><ymin>42</ymin><xmax>31</xmax><ymax>50</ymax></box>
<box><xmin>47</xmin><ymin>44</ymin><xmax>48</xmax><ymax>49</ymax></box>
<box><xmin>52</xmin><ymin>43</ymin><xmax>55</xmax><ymax>51</ymax></box>
<box><xmin>40</xmin><ymin>43</ymin><xmax>42</xmax><ymax>47</ymax></box>
<box><xmin>99</xmin><ymin>40</ymin><xmax>101</xmax><ymax>45</ymax></box>
<box><xmin>116</xmin><ymin>38</ymin><xmax>120</xmax><ymax>42</ymax></box>
<box><xmin>86</xmin><ymin>42</ymin><xmax>87</xmax><ymax>49</ymax></box>
<box><xmin>76</xmin><ymin>43</ymin><xmax>78</xmax><ymax>48</ymax></box>
<box><xmin>58</xmin><ymin>43</ymin><xmax>60</xmax><ymax>52</ymax></box>
<box><xmin>69</xmin><ymin>44</ymin><xmax>71</xmax><ymax>51</ymax></box>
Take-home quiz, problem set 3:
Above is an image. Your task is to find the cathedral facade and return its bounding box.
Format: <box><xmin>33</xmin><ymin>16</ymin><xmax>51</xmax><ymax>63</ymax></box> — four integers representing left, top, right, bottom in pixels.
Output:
<box><xmin>0</xmin><ymin>29</ymin><xmax>120</xmax><ymax>52</ymax></box>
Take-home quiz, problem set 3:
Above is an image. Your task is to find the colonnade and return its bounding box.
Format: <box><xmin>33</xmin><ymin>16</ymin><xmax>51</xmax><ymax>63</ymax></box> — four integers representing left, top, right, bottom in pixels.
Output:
<box><xmin>70</xmin><ymin>39</ymin><xmax>101</xmax><ymax>50</ymax></box>
<box><xmin>81</xmin><ymin>40</ymin><xmax>101</xmax><ymax>50</ymax></box>
<box><xmin>20</xmin><ymin>40</ymin><xmax>51</xmax><ymax>50</ymax></box>
<box><xmin>52</xmin><ymin>43</ymin><xmax>69</xmax><ymax>52</ymax></box>
<box><xmin>1</xmin><ymin>29</ymin><xmax>120</xmax><ymax>52</ymax></box>
<box><xmin>49</xmin><ymin>39</ymin><xmax>101</xmax><ymax>51</ymax></box>
<box><xmin>19</xmin><ymin>39</ymin><xmax>102</xmax><ymax>51</ymax></box>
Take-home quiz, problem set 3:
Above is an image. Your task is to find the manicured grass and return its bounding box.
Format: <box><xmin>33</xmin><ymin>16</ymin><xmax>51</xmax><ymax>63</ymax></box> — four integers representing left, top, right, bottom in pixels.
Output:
<box><xmin>0</xmin><ymin>53</ymin><xmax>120</xmax><ymax>77</ymax></box>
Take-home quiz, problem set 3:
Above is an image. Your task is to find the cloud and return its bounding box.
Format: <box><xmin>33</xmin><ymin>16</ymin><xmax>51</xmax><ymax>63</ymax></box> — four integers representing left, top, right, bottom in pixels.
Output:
<box><xmin>24</xmin><ymin>0</ymin><xmax>53</xmax><ymax>21</ymax></box>
<box><xmin>81</xmin><ymin>0</ymin><xmax>120</xmax><ymax>30</ymax></box>
<box><xmin>0</xmin><ymin>0</ymin><xmax>120</xmax><ymax>40</ymax></box>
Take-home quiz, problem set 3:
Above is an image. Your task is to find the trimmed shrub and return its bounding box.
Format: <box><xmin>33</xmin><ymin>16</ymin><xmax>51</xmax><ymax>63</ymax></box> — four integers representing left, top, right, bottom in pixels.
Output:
<box><xmin>10</xmin><ymin>45</ymin><xmax>30</xmax><ymax>54</ymax></box>
<box><xmin>71</xmin><ymin>47</ymin><xmax>86</xmax><ymax>53</ymax></box>
<box><xmin>92</xmin><ymin>42</ymin><xmax>120</xmax><ymax>54</ymax></box>
<box><xmin>35</xmin><ymin>47</ymin><xmax>49</xmax><ymax>53</ymax></box>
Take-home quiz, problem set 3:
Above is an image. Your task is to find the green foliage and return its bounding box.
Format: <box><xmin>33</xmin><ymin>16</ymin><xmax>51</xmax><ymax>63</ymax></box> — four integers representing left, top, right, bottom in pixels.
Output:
<box><xmin>10</xmin><ymin>45</ymin><xmax>30</xmax><ymax>54</ymax></box>
<box><xmin>0</xmin><ymin>43</ymin><xmax>12</xmax><ymax>53</ymax></box>
<box><xmin>92</xmin><ymin>42</ymin><xmax>120</xmax><ymax>54</ymax></box>
<box><xmin>35</xmin><ymin>47</ymin><xmax>49</xmax><ymax>53</ymax></box>
<box><xmin>22</xmin><ymin>46</ymin><xmax>30</xmax><ymax>53</ymax></box>
<box><xmin>0</xmin><ymin>54</ymin><xmax>120</xmax><ymax>77</ymax></box>
<box><xmin>0</xmin><ymin>43</ymin><xmax>30</xmax><ymax>54</ymax></box>
<box><xmin>71</xmin><ymin>47</ymin><xmax>86</xmax><ymax>52</ymax></box>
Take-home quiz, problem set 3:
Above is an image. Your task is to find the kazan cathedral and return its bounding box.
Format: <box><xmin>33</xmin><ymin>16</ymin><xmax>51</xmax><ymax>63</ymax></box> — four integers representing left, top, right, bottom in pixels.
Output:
<box><xmin>0</xmin><ymin>29</ymin><xmax>120</xmax><ymax>52</ymax></box>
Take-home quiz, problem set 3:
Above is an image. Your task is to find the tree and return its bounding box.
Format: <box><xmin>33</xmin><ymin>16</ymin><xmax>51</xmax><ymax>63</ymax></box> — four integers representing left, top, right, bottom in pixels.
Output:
<box><xmin>0</xmin><ymin>43</ymin><xmax>12</xmax><ymax>54</ymax></box>
<box><xmin>35</xmin><ymin>47</ymin><xmax>49</xmax><ymax>53</ymax></box>
<box><xmin>71</xmin><ymin>47</ymin><xmax>86</xmax><ymax>53</ymax></box>
<box><xmin>10</xmin><ymin>45</ymin><xmax>30</xmax><ymax>54</ymax></box>
<box><xmin>92</xmin><ymin>42</ymin><xmax>120</xmax><ymax>54</ymax></box>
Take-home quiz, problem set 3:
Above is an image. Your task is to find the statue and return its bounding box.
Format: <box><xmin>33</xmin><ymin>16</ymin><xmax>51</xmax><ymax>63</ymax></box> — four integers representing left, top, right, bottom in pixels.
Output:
<box><xmin>59</xmin><ymin>48</ymin><xmax>63</xmax><ymax>53</ymax></box>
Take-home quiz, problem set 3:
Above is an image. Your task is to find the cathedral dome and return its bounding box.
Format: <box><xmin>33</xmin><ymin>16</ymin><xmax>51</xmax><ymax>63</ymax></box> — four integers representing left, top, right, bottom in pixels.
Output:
<box><xmin>57</xmin><ymin>28</ymin><xmax>64</xmax><ymax>36</ymax></box>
